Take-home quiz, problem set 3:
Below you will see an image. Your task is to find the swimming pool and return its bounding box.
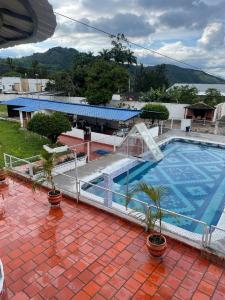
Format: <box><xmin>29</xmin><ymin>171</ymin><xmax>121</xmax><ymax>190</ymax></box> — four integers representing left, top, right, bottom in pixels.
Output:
<box><xmin>82</xmin><ymin>139</ymin><xmax>225</xmax><ymax>233</ymax></box>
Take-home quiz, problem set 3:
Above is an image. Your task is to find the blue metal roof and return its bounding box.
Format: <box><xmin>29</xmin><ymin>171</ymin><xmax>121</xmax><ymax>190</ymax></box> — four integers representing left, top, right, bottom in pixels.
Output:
<box><xmin>2</xmin><ymin>97</ymin><xmax>140</xmax><ymax>121</ymax></box>
<box><xmin>13</xmin><ymin>107</ymin><xmax>41</xmax><ymax>113</ymax></box>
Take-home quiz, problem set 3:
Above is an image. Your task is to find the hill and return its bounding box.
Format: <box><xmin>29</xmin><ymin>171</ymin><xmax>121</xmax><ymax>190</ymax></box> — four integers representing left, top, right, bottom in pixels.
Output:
<box><xmin>0</xmin><ymin>47</ymin><xmax>224</xmax><ymax>85</ymax></box>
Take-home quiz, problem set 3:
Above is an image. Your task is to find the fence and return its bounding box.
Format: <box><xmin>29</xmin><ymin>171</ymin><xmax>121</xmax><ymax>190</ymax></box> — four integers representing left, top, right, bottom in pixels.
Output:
<box><xmin>52</xmin><ymin>175</ymin><xmax>209</xmax><ymax>249</ymax></box>
<box><xmin>3</xmin><ymin>152</ymin><xmax>225</xmax><ymax>254</ymax></box>
<box><xmin>208</xmin><ymin>225</ymin><xmax>225</xmax><ymax>254</ymax></box>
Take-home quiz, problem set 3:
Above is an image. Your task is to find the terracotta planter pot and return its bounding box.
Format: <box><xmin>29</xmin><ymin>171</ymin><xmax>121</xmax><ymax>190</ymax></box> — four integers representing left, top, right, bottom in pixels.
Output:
<box><xmin>48</xmin><ymin>190</ymin><xmax>62</xmax><ymax>206</ymax></box>
<box><xmin>0</xmin><ymin>170</ymin><xmax>6</xmax><ymax>182</ymax></box>
<box><xmin>146</xmin><ymin>233</ymin><xmax>167</xmax><ymax>257</ymax></box>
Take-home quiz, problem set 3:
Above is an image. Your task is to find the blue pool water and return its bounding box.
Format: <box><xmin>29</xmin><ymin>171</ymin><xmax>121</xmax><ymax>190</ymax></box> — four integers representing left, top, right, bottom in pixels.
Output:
<box><xmin>83</xmin><ymin>140</ymin><xmax>225</xmax><ymax>233</ymax></box>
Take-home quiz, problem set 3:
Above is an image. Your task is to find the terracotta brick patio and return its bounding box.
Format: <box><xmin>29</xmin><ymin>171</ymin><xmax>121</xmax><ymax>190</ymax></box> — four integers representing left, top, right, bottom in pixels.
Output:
<box><xmin>0</xmin><ymin>178</ymin><xmax>225</xmax><ymax>299</ymax></box>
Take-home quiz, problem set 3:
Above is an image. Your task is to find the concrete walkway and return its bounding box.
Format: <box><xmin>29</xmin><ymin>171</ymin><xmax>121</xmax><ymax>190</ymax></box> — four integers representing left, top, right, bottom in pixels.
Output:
<box><xmin>54</xmin><ymin>153</ymin><xmax>127</xmax><ymax>194</ymax></box>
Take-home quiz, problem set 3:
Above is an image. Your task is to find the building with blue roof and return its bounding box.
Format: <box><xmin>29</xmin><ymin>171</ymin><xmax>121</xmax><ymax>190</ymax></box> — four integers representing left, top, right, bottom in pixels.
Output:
<box><xmin>1</xmin><ymin>97</ymin><xmax>140</xmax><ymax>132</ymax></box>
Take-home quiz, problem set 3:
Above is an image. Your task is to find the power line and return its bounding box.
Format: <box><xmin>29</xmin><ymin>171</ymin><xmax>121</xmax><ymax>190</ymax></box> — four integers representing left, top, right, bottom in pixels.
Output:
<box><xmin>55</xmin><ymin>12</ymin><xmax>206</xmax><ymax>72</ymax></box>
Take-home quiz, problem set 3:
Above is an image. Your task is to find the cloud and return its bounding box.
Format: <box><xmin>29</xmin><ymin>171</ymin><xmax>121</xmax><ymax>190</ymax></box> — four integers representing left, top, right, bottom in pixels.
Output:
<box><xmin>198</xmin><ymin>22</ymin><xmax>225</xmax><ymax>49</ymax></box>
<box><xmin>1</xmin><ymin>0</ymin><xmax>225</xmax><ymax>79</ymax></box>
<box><xmin>56</xmin><ymin>13</ymin><xmax>155</xmax><ymax>38</ymax></box>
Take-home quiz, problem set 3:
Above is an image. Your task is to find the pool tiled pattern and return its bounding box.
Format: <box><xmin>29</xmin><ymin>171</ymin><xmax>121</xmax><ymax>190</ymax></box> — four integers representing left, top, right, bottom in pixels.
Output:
<box><xmin>0</xmin><ymin>179</ymin><xmax>225</xmax><ymax>300</ymax></box>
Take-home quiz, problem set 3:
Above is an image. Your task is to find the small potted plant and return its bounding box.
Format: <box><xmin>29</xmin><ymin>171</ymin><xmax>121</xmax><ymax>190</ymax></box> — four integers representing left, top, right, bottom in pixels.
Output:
<box><xmin>33</xmin><ymin>149</ymin><xmax>62</xmax><ymax>206</ymax></box>
<box><xmin>132</xmin><ymin>183</ymin><xmax>167</xmax><ymax>257</ymax></box>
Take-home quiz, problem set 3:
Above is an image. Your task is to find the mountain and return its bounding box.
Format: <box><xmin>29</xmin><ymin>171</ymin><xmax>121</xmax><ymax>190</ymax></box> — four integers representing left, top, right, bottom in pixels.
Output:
<box><xmin>0</xmin><ymin>47</ymin><xmax>224</xmax><ymax>85</ymax></box>
<box><xmin>162</xmin><ymin>64</ymin><xmax>225</xmax><ymax>85</ymax></box>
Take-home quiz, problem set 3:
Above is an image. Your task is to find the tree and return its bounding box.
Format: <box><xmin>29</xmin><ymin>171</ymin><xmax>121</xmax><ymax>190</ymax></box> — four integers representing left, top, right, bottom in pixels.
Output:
<box><xmin>135</xmin><ymin>65</ymin><xmax>168</xmax><ymax>93</ymax></box>
<box><xmin>85</xmin><ymin>59</ymin><xmax>128</xmax><ymax>105</ymax></box>
<box><xmin>98</xmin><ymin>49</ymin><xmax>111</xmax><ymax>61</ymax></box>
<box><xmin>204</xmin><ymin>88</ymin><xmax>222</xmax><ymax>106</ymax></box>
<box><xmin>167</xmin><ymin>85</ymin><xmax>198</xmax><ymax>104</ymax></box>
<box><xmin>110</xmin><ymin>34</ymin><xmax>137</xmax><ymax>65</ymax></box>
<box><xmin>28</xmin><ymin>112</ymin><xmax>71</xmax><ymax>143</ymax></box>
<box><xmin>141</xmin><ymin>86</ymin><xmax>168</xmax><ymax>102</ymax></box>
<box><xmin>141</xmin><ymin>103</ymin><xmax>169</xmax><ymax>124</ymax></box>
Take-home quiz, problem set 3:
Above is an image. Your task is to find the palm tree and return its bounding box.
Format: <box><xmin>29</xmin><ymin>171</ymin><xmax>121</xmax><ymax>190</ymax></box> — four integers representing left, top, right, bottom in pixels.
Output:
<box><xmin>98</xmin><ymin>49</ymin><xmax>111</xmax><ymax>61</ymax></box>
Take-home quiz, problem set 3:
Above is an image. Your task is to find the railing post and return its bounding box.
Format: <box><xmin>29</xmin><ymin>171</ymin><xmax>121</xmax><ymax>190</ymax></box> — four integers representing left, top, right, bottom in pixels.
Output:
<box><xmin>9</xmin><ymin>155</ymin><xmax>12</xmax><ymax>168</ymax></box>
<box><xmin>28</xmin><ymin>163</ymin><xmax>34</xmax><ymax>177</ymax></box>
<box><xmin>113</xmin><ymin>136</ymin><xmax>116</xmax><ymax>152</ymax></box>
<box><xmin>3</xmin><ymin>154</ymin><xmax>7</xmax><ymax>168</ymax></box>
<box><xmin>87</xmin><ymin>142</ymin><xmax>90</xmax><ymax>162</ymax></box>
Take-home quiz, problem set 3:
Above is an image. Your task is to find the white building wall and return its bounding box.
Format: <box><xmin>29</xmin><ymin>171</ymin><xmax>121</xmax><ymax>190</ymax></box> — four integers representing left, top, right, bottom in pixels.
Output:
<box><xmin>113</xmin><ymin>101</ymin><xmax>187</xmax><ymax>120</ymax></box>
<box><xmin>1</xmin><ymin>77</ymin><xmax>21</xmax><ymax>92</ymax></box>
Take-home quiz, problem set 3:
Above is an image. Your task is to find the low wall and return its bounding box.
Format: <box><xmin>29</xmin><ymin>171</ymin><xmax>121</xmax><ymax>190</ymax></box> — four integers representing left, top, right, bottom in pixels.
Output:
<box><xmin>91</xmin><ymin>132</ymin><xmax>123</xmax><ymax>146</ymax></box>
<box><xmin>64</xmin><ymin>128</ymin><xmax>84</xmax><ymax>140</ymax></box>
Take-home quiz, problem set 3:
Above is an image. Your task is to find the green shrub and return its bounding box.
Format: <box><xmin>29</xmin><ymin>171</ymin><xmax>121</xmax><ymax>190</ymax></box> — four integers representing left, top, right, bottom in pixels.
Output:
<box><xmin>141</xmin><ymin>103</ymin><xmax>169</xmax><ymax>123</ymax></box>
<box><xmin>28</xmin><ymin>112</ymin><xmax>71</xmax><ymax>143</ymax></box>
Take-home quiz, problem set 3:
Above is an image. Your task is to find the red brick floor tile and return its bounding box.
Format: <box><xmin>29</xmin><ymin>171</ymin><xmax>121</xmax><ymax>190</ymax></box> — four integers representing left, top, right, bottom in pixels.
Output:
<box><xmin>117</xmin><ymin>266</ymin><xmax>133</xmax><ymax>280</ymax></box>
<box><xmin>133</xmin><ymin>290</ymin><xmax>151</xmax><ymax>300</ymax></box>
<box><xmin>1</xmin><ymin>179</ymin><xmax>225</xmax><ymax>300</ymax></box>
<box><xmin>158</xmin><ymin>284</ymin><xmax>174</xmax><ymax>300</ymax></box>
<box><xmin>99</xmin><ymin>283</ymin><xmax>117</xmax><ymax>298</ymax></box>
<box><xmin>78</xmin><ymin>269</ymin><xmax>95</xmax><ymax>284</ymax></box>
<box><xmin>52</xmin><ymin>275</ymin><xmax>69</xmax><ymax>289</ymax></box>
<box><xmin>141</xmin><ymin>280</ymin><xmax>158</xmax><ymax>296</ymax></box>
<box><xmin>175</xmin><ymin>286</ymin><xmax>194</xmax><ymax>300</ymax></box>
<box><xmin>24</xmin><ymin>282</ymin><xmax>42</xmax><ymax>298</ymax></box>
<box><xmin>192</xmin><ymin>291</ymin><xmax>210</xmax><ymax>300</ymax></box>
<box><xmin>91</xmin><ymin>294</ymin><xmax>105</xmax><ymax>300</ymax></box>
<box><xmin>115</xmin><ymin>287</ymin><xmax>134</xmax><ymax>300</ymax></box>
<box><xmin>212</xmin><ymin>291</ymin><xmax>225</xmax><ymax>300</ymax></box>
<box><xmin>93</xmin><ymin>272</ymin><xmax>110</xmax><ymax>285</ymax></box>
<box><xmin>57</xmin><ymin>286</ymin><xmax>74</xmax><ymax>300</ymax></box>
<box><xmin>83</xmin><ymin>281</ymin><xmax>101</xmax><ymax>297</ymax></box>
<box><xmin>149</xmin><ymin>272</ymin><xmax>165</xmax><ymax>286</ymax></box>
<box><xmin>71</xmin><ymin>290</ymin><xmax>90</xmax><ymax>300</ymax></box>
<box><xmin>64</xmin><ymin>266</ymin><xmax>79</xmax><ymax>281</ymax></box>
<box><xmin>40</xmin><ymin>284</ymin><xmax>57</xmax><ymax>299</ymax></box>
<box><xmin>124</xmin><ymin>277</ymin><xmax>141</xmax><ymax>294</ymax></box>
<box><xmin>198</xmin><ymin>280</ymin><xmax>216</xmax><ymax>296</ymax></box>
<box><xmin>132</xmin><ymin>270</ymin><xmax>149</xmax><ymax>283</ymax></box>
<box><xmin>68</xmin><ymin>277</ymin><xmax>85</xmax><ymax>294</ymax></box>
<box><xmin>10</xmin><ymin>279</ymin><xmax>27</xmax><ymax>294</ymax></box>
<box><xmin>103</xmin><ymin>263</ymin><xmax>118</xmax><ymax>277</ymax></box>
<box><xmin>10</xmin><ymin>292</ymin><xmax>29</xmax><ymax>300</ymax></box>
<box><xmin>88</xmin><ymin>261</ymin><xmax>104</xmax><ymax>275</ymax></box>
<box><xmin>181</xmin><ymin>276</ymin><xmax>198</xmax><ymax>291</ymax></box>
<box><xmin>48</xmin><ymin>265</ymin><xmax>65</xmax><ymax>278</ymax></box>
<box><xmin>110</xmin><ymin>274</ymin><xmax>126</xmax><ymax>289</ymax></box>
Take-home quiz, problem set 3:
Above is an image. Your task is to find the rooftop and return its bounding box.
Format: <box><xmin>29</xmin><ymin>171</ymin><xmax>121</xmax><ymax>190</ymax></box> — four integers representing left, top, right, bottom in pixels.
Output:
<box><xmin>185</xmin><ymin>101</ymin><xmax>215</xmax><ymax>110</ymax></box>
<box><xmin>1</xmin><ymin>178</ymin><xmax>225</xmax><ymax>299</ymax></box>
<box><xmin>2</xmin><ymin>97</ymin><xmax>141</xmax><ymax>122</ymax></box>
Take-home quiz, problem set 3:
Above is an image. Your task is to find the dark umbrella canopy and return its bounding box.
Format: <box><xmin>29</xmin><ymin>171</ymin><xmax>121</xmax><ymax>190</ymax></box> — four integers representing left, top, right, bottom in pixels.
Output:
<box><xmin>0</xmin><ymin>0</ymin><xmax>56</xmax><ymax>49</ymax></box>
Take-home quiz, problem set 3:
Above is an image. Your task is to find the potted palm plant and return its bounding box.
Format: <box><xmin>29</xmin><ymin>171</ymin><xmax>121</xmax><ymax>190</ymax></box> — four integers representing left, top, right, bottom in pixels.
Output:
<box><xmin>132</xmin><ymin>183</ymin><xmax>167</xmax><ymax>257</ymax></box>
<box><xmin>33</xmin><ymin>150</ymin><xmax>62</xmax><ymax>206</ymax></box>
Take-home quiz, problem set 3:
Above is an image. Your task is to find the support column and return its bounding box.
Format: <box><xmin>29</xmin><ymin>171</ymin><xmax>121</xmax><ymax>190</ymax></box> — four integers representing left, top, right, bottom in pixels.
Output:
<box><xmin>19</xmin><ymin>111</ymin><xmax>24</xmax><ymax>128</ymax></box>
<box><xmin>103</xmin><ymin>173</ymin><xmax>113</xmax><ymax>208</ymax></box>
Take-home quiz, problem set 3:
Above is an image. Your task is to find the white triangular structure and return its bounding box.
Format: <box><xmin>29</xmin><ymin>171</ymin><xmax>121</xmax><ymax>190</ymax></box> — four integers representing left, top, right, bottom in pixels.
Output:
<box><xmin>117</xmin><ymin>123</ymin><xmax>164</xmax><ymax>162</ymax></box>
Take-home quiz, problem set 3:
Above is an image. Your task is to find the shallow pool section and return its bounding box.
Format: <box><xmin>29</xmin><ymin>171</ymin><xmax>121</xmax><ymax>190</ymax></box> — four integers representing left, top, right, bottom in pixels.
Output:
<box><xmin>82</xmin><ymin>140</ymin><xmax>225</xmax><ymax>233</ymax></box>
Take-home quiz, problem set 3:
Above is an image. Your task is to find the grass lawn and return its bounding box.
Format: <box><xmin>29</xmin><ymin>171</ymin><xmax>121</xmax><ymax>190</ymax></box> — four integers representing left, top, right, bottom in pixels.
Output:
<box><xmin>0</xmin><ymin>120</ymin><xmax>48</xmax><ymax>166</ymax></box>
<box><xmin>0</xmin><ymin>105</ymin><xmax>7</xmax><ymax>117</ymax></box>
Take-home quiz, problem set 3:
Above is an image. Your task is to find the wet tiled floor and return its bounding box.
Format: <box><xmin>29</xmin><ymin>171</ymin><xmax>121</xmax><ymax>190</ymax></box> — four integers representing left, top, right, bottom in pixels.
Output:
<box><xmin>0</xmin><ymin>178</ymin><xmax>225</xmax><ymax>299</ymax></box>
<box><xmin>59</xmin><ymin>135</ymin><xmax>114</xmax><ymax>161</ymax></box>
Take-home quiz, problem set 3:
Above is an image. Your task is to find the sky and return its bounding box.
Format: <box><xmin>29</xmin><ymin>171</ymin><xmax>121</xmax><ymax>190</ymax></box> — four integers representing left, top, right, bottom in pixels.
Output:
<box><xmin>1</xmin><ymin>0</ymin><xmax>225</xmax><ymax>78</ymax></box>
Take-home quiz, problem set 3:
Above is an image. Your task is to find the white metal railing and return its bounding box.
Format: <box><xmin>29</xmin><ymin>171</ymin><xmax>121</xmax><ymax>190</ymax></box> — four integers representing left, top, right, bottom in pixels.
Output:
<box><xmin>76</xmin><ymin>178</ymin><xmax>209</xmax><ymax>247</ymax></box>
<box><xmin>208</xmin><ymin>225</ymin><xmax>225</xmax><ymax>254</ymax></box>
